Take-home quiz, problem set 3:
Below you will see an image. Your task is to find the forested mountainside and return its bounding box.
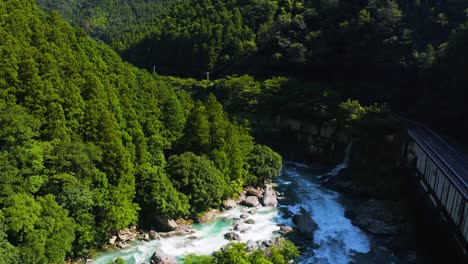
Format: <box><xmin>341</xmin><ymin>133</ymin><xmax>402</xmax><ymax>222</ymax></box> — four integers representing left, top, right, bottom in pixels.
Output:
<box><xmin>0</xmin><ymin>1</ymin><xmax>282</xmax><ymax>263</ymax></box>
<box><xmin>35</xmin><ymin>0</ymin><xmax>175</xmax><ymax>51</ymax></box>
<box><xmin>37</xmin><ymin>0</ymin><xmax>468</xmax><ymax>148</ymax></box>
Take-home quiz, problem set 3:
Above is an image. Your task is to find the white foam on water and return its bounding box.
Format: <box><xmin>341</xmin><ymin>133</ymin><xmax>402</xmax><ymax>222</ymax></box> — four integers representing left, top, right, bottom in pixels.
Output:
<box><xmin>93</xmin><ymin>161</ymin><xmax>370</xmax><ymax>264</ymax></box>
<box><xmin>281</xmin><ymin>166</ymin><xmax>370</xmax><ymax>264</ymax></box>
<box><xmin>93</xmin><ymin>206</ymin><xmax>280</xmax><ymax>264</ymax></box>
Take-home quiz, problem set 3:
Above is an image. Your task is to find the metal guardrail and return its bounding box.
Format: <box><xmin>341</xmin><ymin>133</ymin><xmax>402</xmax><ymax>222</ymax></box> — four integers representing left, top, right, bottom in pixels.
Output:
<box><xmin>408</xmin><ymin>127</ymin><xmax>468</xmax><ymax>199</ymax></box>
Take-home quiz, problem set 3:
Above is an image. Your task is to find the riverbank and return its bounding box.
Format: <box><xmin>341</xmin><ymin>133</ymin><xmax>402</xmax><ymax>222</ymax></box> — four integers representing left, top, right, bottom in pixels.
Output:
<box><xmin>85</xmin><ymin>183</ymin><xmax>291</xmax><ymax>264</ymax></box>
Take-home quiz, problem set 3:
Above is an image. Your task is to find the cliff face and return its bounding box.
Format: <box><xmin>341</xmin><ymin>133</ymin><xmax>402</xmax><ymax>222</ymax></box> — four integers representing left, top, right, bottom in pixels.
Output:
<box><xmin>248</xmin><ymin>114</ymin><xmax>350</xmax><ymax>164</ymax></box>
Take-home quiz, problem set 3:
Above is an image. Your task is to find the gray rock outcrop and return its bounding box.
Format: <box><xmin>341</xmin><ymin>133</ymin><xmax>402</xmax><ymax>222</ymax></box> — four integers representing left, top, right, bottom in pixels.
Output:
<box><xmin>149</xmin><ymin>230</ymin><xmax>161</xmax><ymax>240</ymax></box>
<box><xmin>109</xmin><ymin>236</ymin><xmax>117</xmax><ymax>245</ymax></box>
<box><xmin>246</xmin><ymin>187</ymin><xmax>263</xmax><ymax>198</ymax></box>
<box><xmin>261</xmin><ymin>184</ymin><xmax>278</xmax><ymax>207</ymax></box>
<box><xmin>279</xmin><ymin>225</ymin><xmax>293</xmax><ymax>234</ymax></box>
<box><xmin>224</xmin><ymin>232</ymin><xmax>241</xmax><ymax>241</ymax></box>
<box><xmin>150</xmin><ymin>251</ymin><xmax>176</xmax><ymax>264</ymax></box>
<box><xmin>292</xmin><ymin>207</ymin><xmax>318</xmax><ymax>238</ymax></box>
<box><xmin>117</xmin><ymin>228</ymin><xmax>137</xmax><ymax>242</ymax></box>
<box><xmin>223</xmin><ymin>199</ymin><xmax>237</xmax><ymax>210</ymax></box>
<box><xmin>241</xmin><ymin>196</ymin><xmax>260</xmax><ymax>207</ymax></box>
<box><xmin>155</xmin><ymin>217</ymin><xmax>178</xmax><ymax>231</ymax></box>
<box><xmin>349</xmin><ymin>200</ymin><xmax>401</xmax><ymax>235</ymax></box>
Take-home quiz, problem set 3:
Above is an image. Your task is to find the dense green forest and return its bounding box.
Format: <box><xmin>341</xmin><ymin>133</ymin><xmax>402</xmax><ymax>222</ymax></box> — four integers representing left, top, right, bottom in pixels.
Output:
<box><xmin>0</xmin><ymin>1</ymin><xmax>283</xmax><ymax>263</ymax></box>
<box><xmin>1</xmin><ymin>0</ymin><xmax>467</xmax><ymax>263</ymax></box>
<box><xmin>38</xmin><ymin>0</ymin><xmax>468</xmax><ymax>148</ymax></box>
<box><xmin>183</xmin><ymin>239</ymin><xmax>299</xmax><ymax>264</ymax></box>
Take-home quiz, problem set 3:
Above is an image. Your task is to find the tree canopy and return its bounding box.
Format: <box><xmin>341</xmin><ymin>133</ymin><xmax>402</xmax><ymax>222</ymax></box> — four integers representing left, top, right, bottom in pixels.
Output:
<box><xmin>0</xmin><ymin>0</ymin><xmax>283</xmax><ymax>261</ymax></box>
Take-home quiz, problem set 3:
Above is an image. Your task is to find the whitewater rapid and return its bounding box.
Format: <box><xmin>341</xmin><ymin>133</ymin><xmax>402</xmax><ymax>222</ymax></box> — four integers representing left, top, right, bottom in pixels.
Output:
<box><xmin>279</xmin><ymin>162</ymin><xmax>370</xmax><ymax>264</ymax></box>
<box><xmin>93</xmin><ymin>161</ymin><xmax>371</xmax><ymax>264</ymax></box>
<box><xmin>93</xmin><ymin>207</ymin><xmax>280</xmax><ymax>264</ymax></box>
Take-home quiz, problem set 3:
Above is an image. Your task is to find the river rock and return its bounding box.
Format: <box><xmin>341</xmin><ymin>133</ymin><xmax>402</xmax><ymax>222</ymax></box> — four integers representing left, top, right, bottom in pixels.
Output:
<box><xmin>262</xmin><ymin>184</ymin><xmax>278</xmax><ymax>207</ymax></box>
<box><xmin>246</xmin><ymin>240</ymin><xmax>257</xmax><ymax>252</ymax></box>
<box><xmin>248</xmin><ymin>209</ymin><xmax>257</xmax><ymax>214</ymax></box>
<box><xmin>279</xmin><ymin>225</ymin><xmax>293</xmax><ymax>234</ymax></box>
<box><xmin>233</xmin><ymin>221</ymin><xmax>250</xmax><ymax>233</ymax></box>
<box><xmin>149</xmin><ymin>230</ymin><xmax>161</xmax><ymax>240</ymax></box>
<box><xmin>355</xmin><ymin>218</ymin><xmax>400</xmax><ymax>235</ymax></box>
<box><xmin>156</xmin><ymin>217</ymin><xmax>178</xmax><ymax>231</ymax></box>
<box><xmin>109</xmin><ymin>236</ymin><xmax>117</xmax><ymax>245</ymax></box>
<box><xmin>118</xmin><ymin>232</ymin><xmax>137</xmax><ymax>242</ymax></box>
<box><xmin>116</xmin><ymin>242</ymin><xmax>129</xmax><ymax>249</ymax></box>
<box><xmin>221</xmin><ymin>214</ymin><xmax>237</xmax><ymax>221</ymax></box>
<box><xmin>197</xmin><ymin>209</ymin><xmax>221</xmax><ymax>223</ymax></box>
<box><xmin>224</xmin><ymin>232</ymin><xmax>241</xmax><ymax>241</ymax></box>
<box><xmin>354</xmin><ymin>200</ymin><xmax>396</xmax><ymax>222</ymax></box>
<box><xmin>223</xmin><ymin>199</ymin><xmax>237</xmax><ymax>210</ymax></box>
<box><xmin>118</xmin><ymin>228</ymin><xmax>130</xmax><ymax>235</ymax></box>
<box><xmin>240</xmin><ymin>214</ymin><xmax>249</xmax><ymax>219</ymax></box>
<box><xmin>175</xmin><ymin>218</ymin><xmax>193</xmax><ymax>227</ymax></box>
<box><xmin>159</xmin><ymin>228</ymin><xmax>195</xmax><ymax>238</ymax></box>
<box><xmin>117</xmin><ymin>228</ymin><xmax>137</xmax><ymax>242</ymax></box>
<box><xmin>349</xmin><ymin>199</ymin><xmax>401</xmax><ymax>235</ymax></box>
<box><xmin>242</xmin><ymin>196</ymin><xmax>260</xmax><ymax>207</ymax></box>
<box><xmin>245</xmin><ymin>219</ymin><xmax>255</xmax><ymax>224</ymax></box>
<box><xmin>150</xmin><ymin>251</ymin><xmax>176</xmax><ymax>264</ymax></box>
<box><xmin>246</xmin><ymin>187</ymin><xmax>263</xmax><ymax>198</ymax></box>
<box><xmin>262</xmin><ymin>240</ymin><xmax>273</xmax><ymax>247</ymax></box>
<box><xmin>292</xmin><ymin>207</ymin><xmax>318</xmax><ymax>238</ymax></box>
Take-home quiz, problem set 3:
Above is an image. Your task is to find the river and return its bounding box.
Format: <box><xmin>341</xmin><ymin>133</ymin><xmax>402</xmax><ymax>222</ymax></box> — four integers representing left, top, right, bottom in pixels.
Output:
<box><xmin>93</xmin><ymin>161</ymin><xmax>371</xmax><ymax>264</ymax></box>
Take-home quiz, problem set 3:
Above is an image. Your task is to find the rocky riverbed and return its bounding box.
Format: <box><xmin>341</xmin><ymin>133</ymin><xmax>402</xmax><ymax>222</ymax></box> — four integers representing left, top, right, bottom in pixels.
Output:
<box><xmin>90</xmin><ymin>183</ymin><xmax>289</xmax><ymax>264</ymax></box>
<box><xmin>90</xmin><ymin>161</ymin><xmax>418</xmax><ymax>264</ymax></box>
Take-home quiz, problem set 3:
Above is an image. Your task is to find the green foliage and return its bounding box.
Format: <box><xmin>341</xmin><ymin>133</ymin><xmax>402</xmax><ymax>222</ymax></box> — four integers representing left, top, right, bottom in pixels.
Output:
<box><xmin>138</xmin><ymin>164</ymin><xmax>190</xmax><ymax>222</ymax></box>
<box><xmin>0</xmin><ymin>193</ymin><xmax>75</xmax><ymax>264</ymax></box>
<box><xmin>338</xmin><ymin>99</ymin><xmax>367</xmax><ymax>126</ymax></box>
<box><xmin>36</xmin><ymin>0</ymin><xmax>468</xmax><ymax>146</ymax></box>
<box><xmin>183</xmin><ymin>255</ymin><xmax>216</xmax><ymax>264</ymax></box>
<box><xmin>0</xmin><ymin>212</ymin><xmax>19</xmax><ymax>264</ymax></box>
<box><xmin>183</xmin><ymin>239</ymin><xmax>299</xmax><ymax>264</ymax></box>
<box><xmin>214</xmin><ymin>243</ymin><xmax>251</xmax><ymax>264</ymax></box>
<box><xmin>0</xmin><ymin>0</ymin><xmax>278</xmax><ymax>261</ymax></box>
<box><xmin>167</xmin><ymin>152</ymin><xmax>229</xmax><ymax>213</ymax></box>
<box><xmin>114</xmin><ymin>257</ymin><xmax>126</xmax><ymax>264</ymax></box>
<box><xmin>267</xmin><ymin>239</ymin><xmax>300</xmax><ymax>264</ymax></box>
<box><xmin>247</xmin><ymin>145</ymin><xmax>282</xmax><ymax>185</ymax></box>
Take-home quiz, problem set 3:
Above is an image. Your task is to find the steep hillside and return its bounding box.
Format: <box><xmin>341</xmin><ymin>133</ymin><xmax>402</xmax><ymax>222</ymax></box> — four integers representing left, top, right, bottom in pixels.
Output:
<box><xmin>0</xmin><ymin>1</ymin><xmax>280</xmax><ymax>262</ymax></box>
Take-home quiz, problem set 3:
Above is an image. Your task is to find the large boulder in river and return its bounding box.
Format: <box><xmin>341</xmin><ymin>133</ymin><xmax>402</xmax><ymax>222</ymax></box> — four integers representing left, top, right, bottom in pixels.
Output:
<box><xmin>293</xmin><ymin>207</ymin><xmax>318</xmax><ymax>238</ymax></box>
<box><xmin>242</xmin><ymin>196</ymin><xmax>260</xmax><ymax>207</ymax></box>
<box><xmin>224</xmin><ymin>232</ymin><xmax>241</xmax><ymax>241</ymax></box>
<box><xmin>109</xmin><ymin>236</ymin><xmax>117</xmax><ymax>245</ymax></box>
<box><xmin>245</xmin><ymin>219</ymin><xmax>255</xmax><ymax>224</ymax></box>
<box><xmin>233</xmin><ymin>221</ymin><xmax>251</xmax><ymax>233</ymax></box>
<box><xmin>149</xmin><ymin>230</ymin><xmax>161</xmax><ymax>240</ymax></box>
<box><xmin>150</xmin><ymin>251</ymin><xmax>176</xmax><ymax>264</ymax></box>
<box><xmin>355</xmin><ymin>218</ymin><xmax>400</xmax><ymax>235</ymax></box>
<box><xmin>262</xmin><ymin>184</ymin><xmax>278</xmax><ymax>207</ymax></box>
<box><xmin>348</xmin><ymin>199</ymin><xmax>401</xmax><ymax>235</ymax></box>
<box><xmin>117</xmin><ymin>228</ymin><xmax>137</xmax><ymax>242</ymax></box>
<box><xmin>155</xmin><ymin>217</ymin><xmax>178</xmax><ymax>231</ymax></box>
<box><xmin>223</xmin><ymin>199</ymin><xmax>237</xmax><ymax>210</ymax></box>
<box><xmin>197</xmin><ymin>209</ymin><xmax>221</xmax><ymax>223</ymax></box>
<box><xmin>246</xmin><ymin>187</ymin><xmax>263</xmax><ymax>198</ymax></box>
<box><xmin>279</xmin><ymin>225</ymin><xmax>293</xmax><ymax>234</ymax></box>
